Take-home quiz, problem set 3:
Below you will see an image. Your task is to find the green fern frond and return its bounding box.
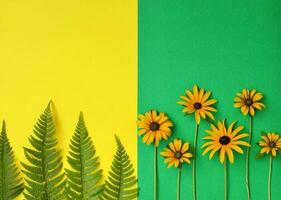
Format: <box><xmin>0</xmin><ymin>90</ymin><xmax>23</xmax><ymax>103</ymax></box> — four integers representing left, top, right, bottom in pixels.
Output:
<box><xmin>99</xmin><ymin>135</ymin><xmax>138</xmax><ymax>200</ymax></box>
<box><xmin>22</xmin><ymin>101</ymin><xmax>65</xmax><ymax>200</ymax></box>
<box><xmin>65</xmin><ymin>112</ymin><xmax>103</xmax><ymax>199</ymax></box>
<box><xmin>0</xmin><ymin>121</ymin><xmax>24</xmax><ymax>200</ymax></box>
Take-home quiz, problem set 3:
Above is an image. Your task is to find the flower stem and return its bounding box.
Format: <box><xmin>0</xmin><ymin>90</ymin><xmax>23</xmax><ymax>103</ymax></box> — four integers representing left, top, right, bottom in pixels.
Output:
<box><xmin>268</xmin><ymin>156</ymin><xmax>272</xmax><ymax>200</ymax></box>
<box><xmin>192</xmin><ymin>123</ymin><xmax>199</xmax><ymax>200</ymax></box>
<box><xmin>224</xmin><ymin>160</ymin><xmax>228</xmax><ymax>200</ymax></box>
<box><xmin>154</xmin><ymin>146</ymin><xmax>158</xmax><ymax>200</ymax></box>
<box><xmin>177</xmin><ymin>167</ymin><xmax>182</xmax><ymax>200</ymax></box>
<box><xmin>246</xmin><ymin>116</ymin><xmax>252</xmax><ymax>200</ymax></box>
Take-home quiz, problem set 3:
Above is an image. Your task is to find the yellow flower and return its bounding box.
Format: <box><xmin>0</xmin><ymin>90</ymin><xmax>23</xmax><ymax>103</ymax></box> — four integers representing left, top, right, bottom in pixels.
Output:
<box><xmin>178</xmin><ymin>84</ymin><xmax>217</xmax><ymax>124</ymax></box>
<box><xmin>258</xmin><ymin>132</ymin><xmax>281</xmax><ymax>157</ymax></box>
<box><xmin>234</xmin><ymin>89</ymin><xmax>265</xmax><ymax>116</ymax></box>
<box><xmin>137</xmin><ymin>110</ymin><xmax>173</xmax><ymax>146</ymax></box>
<box><xmin>202</xmin><ymin>120</ymin><xmax>250</xmax><ymax>164</ymax></box>
<box><xmin>161</xmin><ymin>139</ymin><xmax>193</xmax><ymax>168</ymax></box>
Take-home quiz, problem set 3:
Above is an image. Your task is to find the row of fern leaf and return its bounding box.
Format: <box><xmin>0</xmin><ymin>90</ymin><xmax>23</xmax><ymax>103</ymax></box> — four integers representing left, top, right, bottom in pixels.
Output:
<box><xmin>0</xmin><ymin>102</ymin><xmax>138</xmax><ymax>200</ymax></box>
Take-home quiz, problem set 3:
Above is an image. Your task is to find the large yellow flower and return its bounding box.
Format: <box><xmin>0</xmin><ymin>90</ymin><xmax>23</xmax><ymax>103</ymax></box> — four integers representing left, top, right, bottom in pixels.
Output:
<box><xmin>161</xmin><ymin>139</ymin><xmax>193</xmax><ymax>168</ymax></box>
<box><xmin>234</xmin><ymin>88</ymin><xmax>265</xmax><ymax>116</ymax></box>
<box><xmin>137</xmin><ymin>110</ymin><xmax>173</xmax><ymax>146</ymax></box>
<box><xmin>202</xmin><ymin>120</ymin><xmax>250</xmax><ymax>164</ymax></box>
<box><xmin>258</xmin><ymin>132</ymin><xmax>281</xmax><ymax>157</ymax></box>
<box><xmin>178</xmin><ymin>85</ymin><xmax>217</xmax><ymax>124</ymax></box>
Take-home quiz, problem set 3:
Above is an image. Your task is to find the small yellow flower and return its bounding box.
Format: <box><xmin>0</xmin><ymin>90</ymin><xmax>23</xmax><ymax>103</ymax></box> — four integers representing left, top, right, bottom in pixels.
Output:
<box><xmin>202</xmin><ymin>120</ymin><xmax>250</xmax><ymax>164</ymax></box>
<box><xmin>234</xmin><ymin>88</ymin><xmax>265</xmax><ymax>116</ymax></box>
<box><xmin>137</xmin><ymin>110</ymin><xmax>173</xmax><ymax>146</ymax></box>
<box><xmin>258</xmin><ymin>132</ymin><xmax>281</xmax><ymax>157</ymax></box>
<box><xmin>178</xmin><ymin>84</ymin><xmax>217</xmax><ymax>124</ymax></box>
<box><xmin>161</xmin><ymin>139</ymin><xmax>193</xmax><ymax>168</ymax></box>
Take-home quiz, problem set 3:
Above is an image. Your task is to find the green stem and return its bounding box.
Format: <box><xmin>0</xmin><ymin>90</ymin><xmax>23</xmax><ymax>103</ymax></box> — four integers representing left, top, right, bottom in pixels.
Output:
<box><xmin>224</xmin><ymin>160</ymin><xmax>228</xmax><ymax>200</ymax></box>
<box><xmin>246</xmin><ymin>116</ymin><xmax>252</xmax><ymax>200</ymax></box>
<box><xmin>192</xmin><ymin>123</ymin><xmax>199</xmax><ymax>200</ymax></box>
<box><xmin>154</xmin><ymin>146</ymin><xmax>158</xmax><ymax>200</ymax></box>
<box><xmin>268</xmin><ymin>156</ymin><xmax>272</xmax><ymax>200</ymax></box>
<box><xmin>177</xmin><ymin>167</ymin><xmax>181</xmax><ymax>200</ymax></box>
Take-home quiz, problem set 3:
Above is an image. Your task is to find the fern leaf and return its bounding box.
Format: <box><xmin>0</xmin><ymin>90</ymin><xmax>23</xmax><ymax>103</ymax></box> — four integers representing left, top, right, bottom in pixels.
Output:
<box><xmin>65</xmin><ymin>112</ymin><xmax>103</xmax><ymax>200</ymax></box>
<box><xmin>99</xmin><ymin>135</ymin><xmax>138</xmax><ymax>200</ymax></box>
<box><xmin>22</xmin><ymin>101</ymin><xmax>65</xmax><ymax>199</ymax></box>
<box><xmin>0</xmin><ymin>121</ymin><xmax>24</xmax><ymax>200</ymax></box>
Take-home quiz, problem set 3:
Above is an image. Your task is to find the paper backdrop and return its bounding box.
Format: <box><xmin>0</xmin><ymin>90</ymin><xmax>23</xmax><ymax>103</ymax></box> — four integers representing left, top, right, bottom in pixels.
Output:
<box><xmin>0</xmin><ymin>0</ymin><xmax>137</xmax><ymax>199</ymax></box>
<box><xmin>138</xmin><ymin>1</ymin><xmax>281</xmax><ymax>200</ymax></box>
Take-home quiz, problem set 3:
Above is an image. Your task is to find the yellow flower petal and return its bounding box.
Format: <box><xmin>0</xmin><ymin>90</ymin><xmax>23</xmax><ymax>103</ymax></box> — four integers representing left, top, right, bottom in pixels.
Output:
<box><xmin>195</xmin><ymin>111</ymin><xmax>201</xmax><ymax>124</ymax></box>
<box><xmin>182</xmin><ymin>153</ymin><xmax>193</xmax><ymax>158</ymax></box>
<box><xmin>250</xmin><ymin>89</ymin><xmax>256</xmax><ymax>98</ymax></box>
<box><xmin>147</xmin><ymin>132</ymin><xmax>155</xmax><ymax>145</ymax></box>
<box><xmin>204</xmin><ymin>106</ymin><xmax>217</xmax><ymax>112</ymax></box>
<box><xmin>236</xmin><ymin>92</ymin><xmax>245</xmax><ymax>99</ymax></box>
<box><xmin>234</xmin><ymin>97</ymin><xmax>243</xmax><ymax>103</ymax></box>
<box><xmin>241</xmin><ymin>105</ymin><xmax>249</xmax><ymax>115</ymax></box>
<box><xmin>202</xmin><ymin>144</ymin><xmax>216</xmax><ymax>155</ymax></box>
<box><xmin>164</xmin><ymin>157</ymin><xmax>174</xmax><ymax>163</ymax></box>
<box><xmin>253</xmin><ymin>93</ymin><xmax>263</xmax><ymax>101</ymax></box>
<box><xmin>226</xmin><ymin>147</ymin><xmax>234</xmax><ymax>163</ymax></box>
<box><xmin>232</xmin><ymin>133</ymin><xmax>249</xmax><ymax>141</ymax></box>
<box><xmin>142</xmin><ymin>132</ymin><xmax>151</xmax><ymax>144</ymax></box>
<box><xmin>151</xmin><ymin>110</ymin><xmax>158</xmax><ymax>121</ymax></box>
<box><xmin>232</xmin><ymin>140</ymin><xmax>250</xmax><ymax>147</ymax></box>
<box><xmin>198</xmin><ymin>89</ymin><xmax>204</xmax><ymax>102</ymax></box>
<box><xmin>168</xmin><ymin>159</ymin><xmax>177</xmax><ymax>168</ymax></box>
<box><xmin>183</xmin><ymin>157</ymin><xmax>191</xmax><ymax>164</ymax></box>
<box><xmin>138</xmin><ymin>129</ymin><xmax>148</xmax><ymax>135</ymax></box>
<box><xmin>161</xmin><ymin>121</ymin><xmax>173</xmax><ymax>127</ymax></box>
<box><xmin>181</xmin><ymin>143</ymin><xmax>189</xmax><ymax>153</ymax></box>
<box><xmin>249</xmin><ymin>106</ymin><xmax>255</xmax><ymax>116</ymax></box>
<box><xmin>169</xmin><ymin>142</ymin><xmax>176</xmax><ymax>153</ymax></box>
<box><xmin>174</xmin><ymin>139</ymin><xmax>182</xmax><ymax>151</ymax></box>
<box><xmin>219</xmin><ymin>146</ymin><xmax>226</xmax><ymax>164</ymax></box>
<box><xmin>183</xmin><ymin>106</ymin><xmax>195</xmax><ymax>113</ymax></box>
<box><xmin>145</xmin><ymin>111</ymin><xmax>153</xmax><ymax>122</ymax></box>
<box><xmin>227</xmin><ymin>122</ymin><xmax>236</xmax><ymax>137</ymax></box>
<box><xmin>234</xmin><ymin>102</ymin><xmax>243</xmax><ymax>108</ymax></box>
<box><xmin>202</xmin><ymin>141</ymin><xmax>216</xmax><ymax>148</ymax></box>
<box><xmin>230</xmin><ymin>145</ymin><xmax>243</xmax><ymax>154</ymax></box>
<box><xmin>242</xmin><ymin>89</ymin><xmax>248</xmax><ymax>98</ymax></box>
<box><xmin>186</xmin><ymin>90</ymin><xmax>195</xmax><ymax>101</ymax></box>
<box><xmin>179</xmin><ymin>95</ymin><xmax>192</xmax><ymax>103</ymax></box>
<box><xmin>199</xmin><ymin>110</ymin><xmax>206</xmax><ymax>119</ymax></box>
<box><xmin>260</xmin><ymin>147</ymin><xmax>270</xmax><ymax>154</ymax></box>
<box><xmin>209</xmin><ymin>144</ymin><xmax>221</xmax><ymax>159</ymax></box>
<box><xmin>271</xmin><ymin>148</ymin><xmax>276</xmax><ymax>156</ymax></box>
<box><xmin>202</xmin><ymin>91</ymin><xmax>211</xmax><ymax>103</ymax></box>
<box><xmin>232</xmin><ymin>125</ymin><xmax>244</xmax><ymax>137</ymax></box>
<box><xmin>160</xmin><ymin>150</ymin><xmax>174</xmax><ymax>157</ymax></box>
<box><xmin>205</xmin><ymin>111</ymin><xmax>215</xmax><ymax>120</ymax></box>
<box><xmin>252</xmin><ymin>102</ymin><xmax>265</xmax><ymax>110</ymax></box>
<box><xmin>193</xmin><ymin>85</ymin><xmax>199</xmax><ymax>101</ymax></box>
<box><xmin>203</xmin><ymin>99</ymin><xmax>217</xmax><ymax>106</ymax></box>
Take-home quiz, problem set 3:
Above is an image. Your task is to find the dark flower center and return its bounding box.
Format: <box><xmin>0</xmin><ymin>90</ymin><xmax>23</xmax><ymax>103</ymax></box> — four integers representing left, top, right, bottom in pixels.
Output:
<box><xmin>269</xmin><ymin>142</ymin><xmax>276</xmax><ymax>148</ymax></box>
<box><xmin>150</xmin><ymin>122</ymin><xmax>160</xmax><ymax>131</ymax></box>
<box><xmin>245</xmin><ymin>98</ymin><xmax>253</xmax><ymax>106</ymax></box>
<box><xmin>219</xmin><ymin>136</ymin><xmax>231</xmax><ymax>145</ymax></box>
<box><xmin>175</xmin><ymin>152</ymin><xmax>182</xmax><ymax>159</ymax></box>
<box><xmin>193</xmin><ymin>102</ymin><xmax>202</xmax><ymax>110</ymax></box>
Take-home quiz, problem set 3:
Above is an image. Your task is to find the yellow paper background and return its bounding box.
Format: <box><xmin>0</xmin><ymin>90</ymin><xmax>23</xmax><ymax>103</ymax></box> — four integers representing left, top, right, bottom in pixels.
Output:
<box><xmin>0</xmin><ymin>0</ymin><xmax>137</xmax><ymax>197</ymax></box>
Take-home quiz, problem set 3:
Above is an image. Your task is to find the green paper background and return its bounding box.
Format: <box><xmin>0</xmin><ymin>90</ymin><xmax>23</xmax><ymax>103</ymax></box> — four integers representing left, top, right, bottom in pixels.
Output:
<box><xmin>138</xmin><ymin>1</ymin><xmax>281</xmax><ymax>199</ymax></box>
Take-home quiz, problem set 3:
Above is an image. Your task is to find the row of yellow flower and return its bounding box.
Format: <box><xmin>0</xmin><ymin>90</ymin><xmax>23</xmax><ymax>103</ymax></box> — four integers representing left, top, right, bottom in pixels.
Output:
<box><xmin>137</xmin><ymin>85</ymin><xmax>279</xmax><ymax>200</ymax></box>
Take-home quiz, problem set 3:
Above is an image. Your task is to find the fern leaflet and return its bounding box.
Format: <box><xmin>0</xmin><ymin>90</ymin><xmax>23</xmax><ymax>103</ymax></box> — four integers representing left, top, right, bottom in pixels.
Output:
<box><xmin>65</xmin><ymin>112</ymin><xmax>103</xmax><ymax>199</ymax></box>
<box><xmin>0</xmin><ymin>121</ymin><xmax>24</xmax><ymax>200</ymax></box>
<box><xmin>22</xmin><ymin>102</ymin><xmax>65</xmax><ymax>200</ymax></box>
<box><xmin>99</xmin><ymin>135</ymin><xmax>138</xmax><ymax>200</ymax></box>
